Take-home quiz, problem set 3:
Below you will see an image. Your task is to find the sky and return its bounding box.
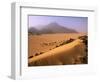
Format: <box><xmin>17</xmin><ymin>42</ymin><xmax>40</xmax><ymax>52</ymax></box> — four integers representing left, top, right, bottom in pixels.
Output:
<box><xmin>28</xmin><ymin>15</ymin><xmax>88</xmax><ymax>32</ymax></box>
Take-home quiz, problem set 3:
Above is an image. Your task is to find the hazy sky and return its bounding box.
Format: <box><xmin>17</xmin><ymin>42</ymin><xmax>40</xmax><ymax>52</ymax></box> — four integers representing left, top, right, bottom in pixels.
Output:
<box><xmin>28</xmin><ymin>15</ymin><xmax>88</xmax><ymax>32</ymax></box>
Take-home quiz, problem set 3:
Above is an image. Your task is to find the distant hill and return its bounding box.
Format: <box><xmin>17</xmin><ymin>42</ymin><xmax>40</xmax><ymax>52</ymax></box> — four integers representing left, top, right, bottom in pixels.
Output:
<box><xmin>28</xmin><ymin>22</ymin><xmax>78</xmax><ymax>34</ymax></box>
<box><xmin>28</xmin><ymin>27</ymin><xmax>38</xmax><ymax>34</ymax></box>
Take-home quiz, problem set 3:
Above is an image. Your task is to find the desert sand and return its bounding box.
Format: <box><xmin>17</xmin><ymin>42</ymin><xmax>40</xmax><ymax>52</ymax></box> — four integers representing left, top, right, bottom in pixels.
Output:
<box><xmin>28</xmin><ymin>33</ymin><xmax>85</xmax><ymax>57</ymax></box>
<box><xmin>28</xmin><ymin>33</ymin><xmax>87</xmax><ymax>66</ymax></box>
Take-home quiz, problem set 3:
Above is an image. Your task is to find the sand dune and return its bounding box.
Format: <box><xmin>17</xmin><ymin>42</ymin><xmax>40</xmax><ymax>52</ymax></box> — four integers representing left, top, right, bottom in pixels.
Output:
<box><xmin>28</xmin><ymin>33</ymin><xmax>86</xmax><ymax>57</ymax></box>
<box><xmin>28</xmin><ymin>39</ymin><xmax>86</xmax><ymax>66</ymax></box>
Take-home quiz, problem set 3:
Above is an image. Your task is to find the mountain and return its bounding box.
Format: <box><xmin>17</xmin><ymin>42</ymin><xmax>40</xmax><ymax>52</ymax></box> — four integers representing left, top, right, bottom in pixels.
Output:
<box><xmin>28</xmin><ymin>22</ymin><xmax>78</xmax><ymax>34</ymax></box>
<box><xmin>28</xmin><ymin>27</ymin><xmax>39</xmax><ymax>34</ymax></box>
<box><xmin>40</xmin><ymin>22</ymin><xmax>77</xmax><ymax>33</ymax></box>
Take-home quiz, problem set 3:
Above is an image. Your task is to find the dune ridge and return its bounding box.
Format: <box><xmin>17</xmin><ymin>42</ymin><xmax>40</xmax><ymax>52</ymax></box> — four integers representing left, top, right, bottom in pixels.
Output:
<box><xmin>28</xmin><ymin>39</ymin><xmax>86</xmax><ymax>66</ymax></box>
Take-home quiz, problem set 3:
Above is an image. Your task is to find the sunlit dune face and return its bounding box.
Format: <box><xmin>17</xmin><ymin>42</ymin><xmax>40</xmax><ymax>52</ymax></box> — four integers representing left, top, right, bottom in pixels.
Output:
<box><xmin>28</xmin><ymin>33</ymin><xmax>88</xmax><ymax>66</ymax></box>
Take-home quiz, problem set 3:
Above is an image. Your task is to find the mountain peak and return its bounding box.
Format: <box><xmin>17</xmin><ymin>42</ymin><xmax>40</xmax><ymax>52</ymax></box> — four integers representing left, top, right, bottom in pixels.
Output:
<box><xmin>28</xmin><ymin>22</ymin><xmax>78</xmax><ymax>34</ymax></box>
<box><xmin>47</xmin><ymin>22</ymin><xmax>60</xmax><ymax>26</ymax></box>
